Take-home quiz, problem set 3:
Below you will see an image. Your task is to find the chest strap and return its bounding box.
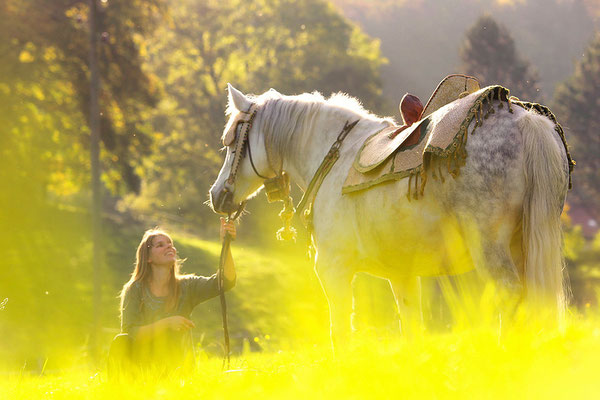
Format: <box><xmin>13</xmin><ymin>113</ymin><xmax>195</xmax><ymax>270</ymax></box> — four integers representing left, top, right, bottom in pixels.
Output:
<box><xmin>292</xmin><ymin>119</ymin><xmax>359</xmax><ymax>257</ymax></box>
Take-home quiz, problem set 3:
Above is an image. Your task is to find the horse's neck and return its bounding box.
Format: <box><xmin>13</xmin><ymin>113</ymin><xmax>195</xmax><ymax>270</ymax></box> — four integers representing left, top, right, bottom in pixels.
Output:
<box><xmin>281</xmin><ymin>107</ymin><xmax>378</xmax><ymax>190</ymax></box>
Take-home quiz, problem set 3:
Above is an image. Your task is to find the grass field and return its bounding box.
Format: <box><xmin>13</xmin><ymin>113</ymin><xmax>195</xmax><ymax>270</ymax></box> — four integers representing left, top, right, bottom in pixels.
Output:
<box><xmin>3</xmin><ymin>225</ymin><xmax>600</xmax><ymax>399</ymax></box>
<box><xmin>3</xmin><ymin>314</ymin><xmax>600</xmax><ymax>399</ymax></box>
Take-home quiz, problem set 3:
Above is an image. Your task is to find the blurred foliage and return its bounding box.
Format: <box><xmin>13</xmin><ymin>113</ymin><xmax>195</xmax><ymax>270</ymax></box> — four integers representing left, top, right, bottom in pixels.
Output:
<box><xmin>562</xmin><ymin>205</ymin><xmax>600</xmax><ymax>307</ymax></box>
<box><xmin>459</xmin><ymin>14</ymin><xmax>541</xmax><ymax>101</ymax></box>
<box><xmin>0</xmin><ymin>0</ymin><xmax>166</xmax><ymax>198</ymax></box>
<box><xmin>122</xmin><ymin>0</ymin><xmax>388</xmax><ymax>228</ymax></box>
<box><xmin>553</xmin><ymin>32</ymin><xmax>600</xmax><ymax>214</ymax></box>
<box><xmin>330</xmin><ymin>0</ymin><xmax>595</xmax><ymax>102</ymax></box>
<box><xmin>0</xmin><ymin>0</ymin><xmax>167</xmax><ymax>368</ymax></box>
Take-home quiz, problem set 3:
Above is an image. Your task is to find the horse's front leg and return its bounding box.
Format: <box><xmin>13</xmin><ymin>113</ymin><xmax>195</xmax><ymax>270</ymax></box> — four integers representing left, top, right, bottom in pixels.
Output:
<box><xmin>389</xmin><ymin>276</ymin><xmax>424</xmax><ymax>337</ymax></box>
<box><xmin>315</xmin><ymin>257</ymin><xmax>354</xmax><ymax>353</ymax></box>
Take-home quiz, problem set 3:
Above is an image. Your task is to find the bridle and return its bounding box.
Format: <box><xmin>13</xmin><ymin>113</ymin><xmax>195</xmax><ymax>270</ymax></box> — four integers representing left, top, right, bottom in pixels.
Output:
<box><xmin>220</xmin><ymin>103</ymin><xmax>290</xmax><ymax>217</ymax></box>
<box><xmin>225</xmin><ymin>104</ymin><xmax>273</xmax><ymax>182</ymax></box>
<box><xmin>219</xmin><ymin>102</ymin><xmax>360</xmax><ymax>244</ymax></box>
<box><xmin>218</xmin><ymin>104</ymin><xmax>264</xmax><ymax>218</ymax></box>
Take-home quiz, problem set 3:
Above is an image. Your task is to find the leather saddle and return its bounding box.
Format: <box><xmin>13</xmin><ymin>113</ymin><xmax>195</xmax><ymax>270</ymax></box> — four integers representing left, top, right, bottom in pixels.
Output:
<box><xmin>354</xmin><ymin>74</ymin><xmax>480</xmax><ymax>173</ymax></box>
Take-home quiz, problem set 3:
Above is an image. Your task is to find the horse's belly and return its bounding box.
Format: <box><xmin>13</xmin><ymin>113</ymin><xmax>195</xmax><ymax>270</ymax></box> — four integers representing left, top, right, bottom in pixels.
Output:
<box><xmin>352</xmin><ymin>194</ymin><xmax>473</xmax><ymax>278</ymax></box>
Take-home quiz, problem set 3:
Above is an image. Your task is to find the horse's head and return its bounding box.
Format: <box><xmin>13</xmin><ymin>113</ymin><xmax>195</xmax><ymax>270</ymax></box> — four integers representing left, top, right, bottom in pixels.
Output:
<box><xmin>209</xmin><ymin>84</ymin><xmax>278</xmax><ymax>216</ymax></box>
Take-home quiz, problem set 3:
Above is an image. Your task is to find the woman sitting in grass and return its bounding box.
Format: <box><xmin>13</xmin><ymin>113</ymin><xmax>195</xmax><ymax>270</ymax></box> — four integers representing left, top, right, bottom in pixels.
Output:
<box><xmin>109</xmin><ymin>219</ymin><xmax>236</xmax><ymax>375</ymax></box>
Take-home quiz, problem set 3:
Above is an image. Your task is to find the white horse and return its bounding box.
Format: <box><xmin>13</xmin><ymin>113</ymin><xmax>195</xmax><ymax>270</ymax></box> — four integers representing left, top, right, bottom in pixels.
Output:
<box><xmin>209</xmin><ymin>84</ymin><xmax>571</xmax><ymax>347</ymax></box>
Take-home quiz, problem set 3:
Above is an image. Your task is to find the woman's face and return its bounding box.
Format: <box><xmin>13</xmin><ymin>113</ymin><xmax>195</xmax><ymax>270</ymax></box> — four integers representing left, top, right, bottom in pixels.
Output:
<box><xmin>148</xmin><ymin>234</ymin><xmax>177</xmax><ymax>267</ymax></box>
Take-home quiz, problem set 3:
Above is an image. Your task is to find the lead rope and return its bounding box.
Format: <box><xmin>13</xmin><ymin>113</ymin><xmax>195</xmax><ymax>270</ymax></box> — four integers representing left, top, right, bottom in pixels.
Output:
<box><xmin>218</xmin><ymin>228</ymin><xmax>232</xmax><ymax>370</ymax></box>
<box><xmin>217</xmin><ymin>205</ymin><xmax>244</xmax><ymax>371</ymax></box>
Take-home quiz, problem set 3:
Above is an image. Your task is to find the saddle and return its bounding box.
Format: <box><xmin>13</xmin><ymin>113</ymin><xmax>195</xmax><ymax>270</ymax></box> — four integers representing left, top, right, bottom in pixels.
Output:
<box><xmin>354</xmin><ymin>74</ymin><xmax>480</xmax><ymax>173</ymax></box>
<box><xmin>342</xmin><ymin>76</ymin><xmax>575</xmax><ymax>199</ymax></box>
<box><xmin>342</xmin><ymin>79</ymin><xmax>520</xmax><ymax>199</ymax></box>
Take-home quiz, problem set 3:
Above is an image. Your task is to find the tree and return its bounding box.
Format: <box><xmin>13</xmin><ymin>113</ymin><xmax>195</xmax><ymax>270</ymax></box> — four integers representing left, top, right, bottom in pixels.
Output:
<box><xmin>125</xmin><ymin>0</ymin><xmax>387</xmax><ymax>227</ymax></box>
<box><xmin>0</xmin><ymin>0</ymin><xmax>167</xmax><ymax>366</ymax></box>
<box><xmin>459</xmin><ymin>14</ymin><xmax>541</xmax><ymax>101</ymax></box>
<box><xmin>553</xmin><ymin>32</ymin><xmax>600</xmax><ymax>215</ymax></box>
<box><xmin>0</xmin><ymin>0</ymin><xmax>166</xmax><ymax>199</ymax></box>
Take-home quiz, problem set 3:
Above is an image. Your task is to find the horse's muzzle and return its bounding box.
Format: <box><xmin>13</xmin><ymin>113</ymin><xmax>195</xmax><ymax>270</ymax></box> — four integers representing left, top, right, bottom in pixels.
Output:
<box><xmin>211</xmin><ymin>186</ymin><xmax>238</xmax><ymax>215</ymax></box>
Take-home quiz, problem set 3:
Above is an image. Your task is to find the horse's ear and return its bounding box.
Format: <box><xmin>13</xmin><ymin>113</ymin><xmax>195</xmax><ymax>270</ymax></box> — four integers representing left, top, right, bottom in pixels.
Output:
<box><xmin>227</xmin><ymin>83</ymin><xmax>252</xmax><ymax>111</ymax></box>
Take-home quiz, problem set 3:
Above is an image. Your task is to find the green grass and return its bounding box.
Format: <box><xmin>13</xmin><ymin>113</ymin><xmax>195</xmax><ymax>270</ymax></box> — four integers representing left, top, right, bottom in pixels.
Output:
<box><xmin>3</xmin><ymin>315</ymin><xmax>600</xmax><ymax>399</ymax></box>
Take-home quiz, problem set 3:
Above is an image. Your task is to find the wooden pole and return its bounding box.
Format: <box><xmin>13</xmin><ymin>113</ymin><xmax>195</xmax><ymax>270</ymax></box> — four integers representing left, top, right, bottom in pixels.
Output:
<box><xmin>89</xmin><ymin>0</ymin><xmax>102</xmax><ymax>362</ymax></box>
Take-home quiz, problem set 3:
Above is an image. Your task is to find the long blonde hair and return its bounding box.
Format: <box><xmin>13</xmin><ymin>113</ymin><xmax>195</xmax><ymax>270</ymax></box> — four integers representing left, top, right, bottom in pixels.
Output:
<box><xmin>120</xmin><ymin>228</ymin><xmax>184</xmax><ymax>314</ymax></box>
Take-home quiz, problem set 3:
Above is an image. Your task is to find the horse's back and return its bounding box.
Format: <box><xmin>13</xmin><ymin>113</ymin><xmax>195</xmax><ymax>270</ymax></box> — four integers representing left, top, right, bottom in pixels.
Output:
<box><xmin>322</xmin><ymin>103</ymin><xmax>551</xmax><ymax>279</ymax></box>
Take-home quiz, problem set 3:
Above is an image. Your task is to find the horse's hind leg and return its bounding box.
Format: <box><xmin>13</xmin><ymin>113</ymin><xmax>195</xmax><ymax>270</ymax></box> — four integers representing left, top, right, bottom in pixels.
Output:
<box><xmin>389</xmin><ymin>276</ymin><xmax>423</xmax><ymax>337</ymax></box>
<box><xmin>461</xmin><ymin>216</ymin><xmax>524</xmax><ymax>311</ymax></box>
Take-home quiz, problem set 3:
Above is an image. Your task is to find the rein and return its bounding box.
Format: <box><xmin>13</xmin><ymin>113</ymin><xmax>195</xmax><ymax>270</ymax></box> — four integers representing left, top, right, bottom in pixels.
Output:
<box><xmin>294</xmin><ymin>119</ymin><xmax>359</xmax><ymax>255</ymax></box>
<box><xmin>217</xmin><ymin>231</ymin><xmax>232</xmax><ymax>370</ymax></box>
<box><xmin>217</xmin><ymin>206</ymin><xmax>244</xmax><ymax>370</ymax></box>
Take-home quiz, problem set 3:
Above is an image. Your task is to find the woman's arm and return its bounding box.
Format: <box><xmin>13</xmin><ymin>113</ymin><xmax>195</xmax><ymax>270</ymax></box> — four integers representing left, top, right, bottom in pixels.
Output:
<box><xmin>135</xmin><ymin>316</ymin><xmax>195</xmax><ymax>342</ymax></box>
<box><xmin>122</xmin><ymin>284</ymin><xmax>195</xmax><ymax>340</ymax></box>
<box><xmin>184</xmin><ymin>220</ymin><xmax>237</xmax><ymax>307</ymax></box>
<box><xmin>121</xmin><ymin>284</ymin><xmax>143</xmax><ymax>336</ymax></box>
<box><xmin>222</xmin><ymin>245</ymin><xmax>236</xmax><ymax>283</ymax></box>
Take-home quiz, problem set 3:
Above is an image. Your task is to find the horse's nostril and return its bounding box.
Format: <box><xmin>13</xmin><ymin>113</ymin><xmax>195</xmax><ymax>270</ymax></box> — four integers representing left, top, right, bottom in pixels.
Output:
<box><xmin>221</xmin><ymin>190</ymin><xmax>233</xmax><ymax>211</ymax></box>
<box><xmin>211</xmin><ymin>187</ymin><xmax>234</xmax><ymax>214</ymax></box>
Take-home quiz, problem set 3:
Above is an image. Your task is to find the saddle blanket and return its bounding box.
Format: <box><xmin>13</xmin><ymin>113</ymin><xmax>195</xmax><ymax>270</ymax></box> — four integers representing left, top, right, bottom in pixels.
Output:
<box><xmin>342</xmin><ymin>85</ymin><xmax>513</xmax><ymax>197</ymax></box>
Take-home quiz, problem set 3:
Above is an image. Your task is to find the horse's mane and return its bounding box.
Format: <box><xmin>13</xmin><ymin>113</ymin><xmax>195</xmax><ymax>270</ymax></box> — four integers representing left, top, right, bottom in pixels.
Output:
<box><xmin>227</xmin><ymin>89</ymin><xmax>391</xmax><ymax>165</ymax></box>
<box><xmin>228</xmin><ymin>89</ymin><xmax>388</xmax><ymax>122</ymax></box>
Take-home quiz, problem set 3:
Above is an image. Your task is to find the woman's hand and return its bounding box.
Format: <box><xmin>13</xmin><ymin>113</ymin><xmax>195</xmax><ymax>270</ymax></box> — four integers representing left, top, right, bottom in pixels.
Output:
<box><xmin>220</xmin><ymin>217</ymin><xmax>237</xmax><ymax>241</ymax></box>
<box><xmin>162</xmin><ymin>316</ymin><xmax>195</xmax><ymax>332</ymax></box>
<box><xmin>220</xmin><ymin>217</ymin><xmax>237</xmax><ymax>283</ymax></box>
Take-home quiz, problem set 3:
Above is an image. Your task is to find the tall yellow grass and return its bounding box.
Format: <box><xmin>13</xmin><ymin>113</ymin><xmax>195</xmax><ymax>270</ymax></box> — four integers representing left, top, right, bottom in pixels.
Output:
<box><xmin>3</xmin><ymin>310</ymin><xmax>600</xmax><ymax>399</ymax></box>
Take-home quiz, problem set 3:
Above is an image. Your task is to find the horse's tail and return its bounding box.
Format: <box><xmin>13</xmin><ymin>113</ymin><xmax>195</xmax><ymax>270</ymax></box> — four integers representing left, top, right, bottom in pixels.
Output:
<box><xmin>518</xmin><ymin>110</ymin><xmax>569</xmax><ymax>318</ymax></box>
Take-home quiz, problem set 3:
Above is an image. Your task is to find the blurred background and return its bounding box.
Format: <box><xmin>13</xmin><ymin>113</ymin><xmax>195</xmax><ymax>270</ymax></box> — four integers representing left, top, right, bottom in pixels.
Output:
<box><xmin>0</xmin><ymin>0</ymin><xmax>598</xmax><ymax>372</ymax></box>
